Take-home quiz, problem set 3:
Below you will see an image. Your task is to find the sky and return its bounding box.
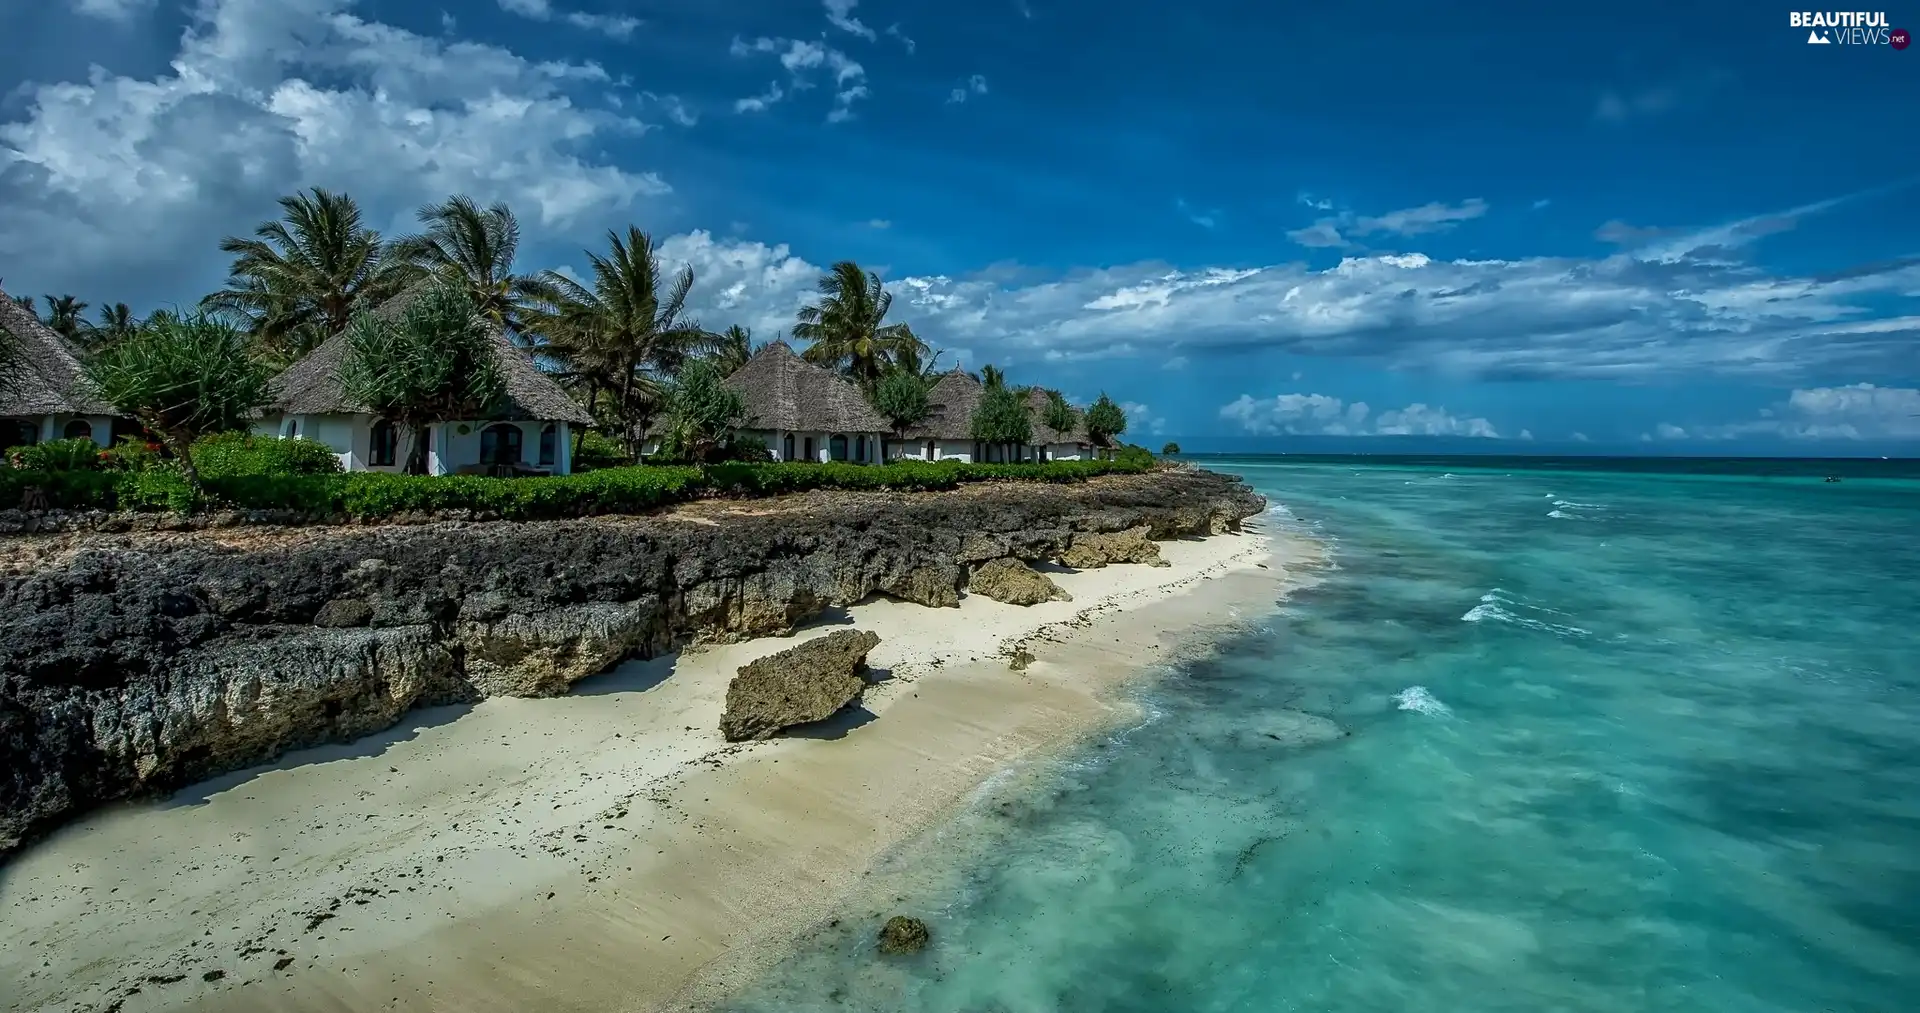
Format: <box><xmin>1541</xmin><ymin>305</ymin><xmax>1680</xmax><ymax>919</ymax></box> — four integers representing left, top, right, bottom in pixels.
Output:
<box><xmin>1</xmin><ymin>0</ymin><xmax>1916</xmax><ymax>455</ymax></box>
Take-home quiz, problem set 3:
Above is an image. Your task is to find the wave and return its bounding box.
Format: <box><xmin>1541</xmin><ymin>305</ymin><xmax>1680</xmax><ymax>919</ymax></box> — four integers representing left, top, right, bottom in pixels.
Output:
<box><xmin>1394</xmin><ymin>686</ymin><xmax>1452</xmax><ymax>717</ymax></box>
<box><xmin>1546</xmin><ymin>509</ymin><xmax>1572</xmax><ymax>519</ymax></box>
<box><xmin>1460</xmin><ymin>588</ymin><xmax>1591</xmax><ymax>637</ymax></box>
<box><xmin>1551</xmin><ymin>500</ymin><xmax>1606</xmax><ymax>510</ymax></box>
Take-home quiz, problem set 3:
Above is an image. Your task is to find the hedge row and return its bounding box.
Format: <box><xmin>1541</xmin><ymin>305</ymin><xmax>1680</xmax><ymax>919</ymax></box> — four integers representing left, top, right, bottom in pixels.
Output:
<box><xmin>0</xmin><ymin>457</ymin><xmax>1152</xmax><ymax>522</ymax></box>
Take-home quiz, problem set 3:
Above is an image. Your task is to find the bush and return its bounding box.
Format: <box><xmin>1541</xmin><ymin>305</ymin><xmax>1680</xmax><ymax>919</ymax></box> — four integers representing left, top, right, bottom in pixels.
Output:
<box><xmin>1114</xmin><ymin>445</ymin><xmax>1156</xmax><ymax>469</ymax></box>
<box><xmin>2</xmin><ymin>456</ymin><xmax>1154</xmax><ymax>520</ymax></box>
<box><xmin>573</xmin><ymin>430</ymin><xmax>632</xmax><ymax>471</ymax></box>
<box><xmin>103</xmin><ymin>435</ymin><xmax>166</xmax><ymax>473</ymax></box>
<box><xmin>6</xmin><ymin>438</ymin><xmax>104</xmax><ymax>472</ymax></box>
<box><xmin>191</xmin><ymin>431</ymin><xmax>344</xmax><ymax>478</ymax></box>
<box><xmin>1161</xmin><ymin>441</ymin><xmax>1181</xmax><ymax>455</ymax></box>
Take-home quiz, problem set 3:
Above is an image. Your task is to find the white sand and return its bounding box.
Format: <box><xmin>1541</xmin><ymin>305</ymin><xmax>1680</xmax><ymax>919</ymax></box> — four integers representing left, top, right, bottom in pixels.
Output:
<box><xmin>0</xmin><ymin>519</ymin><xmax>1324</xmax><ymax>1013</ymax></box>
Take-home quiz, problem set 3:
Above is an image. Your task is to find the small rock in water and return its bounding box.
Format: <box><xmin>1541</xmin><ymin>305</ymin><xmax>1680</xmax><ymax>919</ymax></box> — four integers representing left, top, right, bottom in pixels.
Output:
<box><xmin>1008</xmin><ymin>647</ymin><xmax>1035</xmax><ymax>671</ymax></box>
<box><xmin>877</xmin><ymin>915</ymin><xmax>930</xmax><ymax>954</ymax></box>
<box><xmin>201</xmin><ymin>970</ymin><xmax>225</xmax><ymax>982</ymax></box>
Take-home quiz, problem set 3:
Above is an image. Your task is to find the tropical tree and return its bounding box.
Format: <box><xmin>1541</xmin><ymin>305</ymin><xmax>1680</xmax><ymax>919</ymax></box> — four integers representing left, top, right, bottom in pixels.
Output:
<box><xmin>975</xmin><ymin>363</ymin><xmax>1006</xmax><ymax>390</ymax></box>
<box><xmin>889</xmin><ymin>342</ymin><xmax>947</xmax><ymax>388</ymax></box>
<box><xmin>656</xmin><ymin>359</ymin><xmax>745</xmax><ymax>464</ymax></box>
<box><xmin>524</xmin><ymin>227</ymin><xmax>710</xmax><ymax>457</ymax></box>
<box><xmin>390</xmin><ymin>195</ymin><xmax>545</xmax><ymax>334</ymax></box>
<box><xmin>339</xmin><ymin>283</ymin><xmax>505</xmax><ymax>475</ymax></box>
<box><xmin>793</xmin><ymin>261</ymin><xmax>928</xmax><ymax>389</ymax></box>
<box><xmin>1084</xmin><ymin>393</ymin><xmax>1128</xmax><ymax>448</ymax></box>
<box><xmin>84</xmin><ymin>314</ymin><xmax>273</xmax><ymax>489</ymax></box>
<box><xmin>1040</xmin><ymin>389</ymin><xmax>1078</xmax><ymax>437</ymax></box>
<box><xmin>871</xmin><ymin>368</ymin><xmax>932</xmax><ymax>439</ymax></box>
<box><xmin>202</xmin><ymin>188</ymin><xmax>406</xmax><ymax>363</ymax></box>
<box><xmin>82</xmin><ymin>303</ymin><xmax>142</xmax><ymax>353</ymax></box>
<box><xmin>970</xmin><ymin>383</ymin><xmax>1032</xmax><ymax>463</ymax></box>
<box><xmin>1161</xmin><ymin>441</ymin><xmax>1181</xmax><ymax>455</ymax></box>
<box><xmin>707</xmin><ymin>324</ymin><xmax>756</xmax><ymax>377</ymax></box>
<box><xmin>41</xmin><ymin>295</ymin><xmax>89</xmax><ymax>341</ymax></box>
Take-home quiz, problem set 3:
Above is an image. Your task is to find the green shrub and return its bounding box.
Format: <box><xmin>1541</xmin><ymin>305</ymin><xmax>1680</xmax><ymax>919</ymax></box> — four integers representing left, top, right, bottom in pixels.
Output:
<box><xmin>572</xmin><ymin>430</ymin><xmax>633</xmax><ymax>471</ymax></box>
<box><xmin>6</xmin><ymin>438</ymin><xmax>103</xmax><ymax>472</ymax></box>
<box><xmin>1114</xmin><ymin>444</ymin><xmax>1156</xmax><ymax>469</ymax></box>
<box><xmin>3</xmin><ymin>455</ymin><xmax>1152</xmax><ymax>519</ymax></box>
<box><xmin>102</xmin><ymin>435</ymin><xmax>166</xmax><ymax>473</ymax></box>
<box><xmin>192</xmin><ymin>431</ymin><xmax>344</xmax><ymax>478</ymax></box>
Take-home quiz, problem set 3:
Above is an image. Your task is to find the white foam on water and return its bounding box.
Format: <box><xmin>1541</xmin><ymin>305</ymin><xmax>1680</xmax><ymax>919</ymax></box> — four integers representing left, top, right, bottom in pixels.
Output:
<box><xmin>1394</xmin><ymin>685</ymin><xmax>1452</xmax><ymax>717</ymax></box>
<box><xmin>1460</xmin><ymin>588</ymin><xmax>1591</xmax><ymax>637</ymax></box>
<box><xmin>1547</xmin><ymin>509</ymin><xmax>1572</xmax><ymax>519</ymax></box>
<box><xmin>1552</xmin><ymin>500</ymin><xmax>1606</xmax><ymax>510</ymax></box>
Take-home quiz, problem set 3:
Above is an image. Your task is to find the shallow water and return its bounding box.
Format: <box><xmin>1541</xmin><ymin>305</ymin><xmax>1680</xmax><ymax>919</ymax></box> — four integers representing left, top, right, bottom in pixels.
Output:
<box><xmin>723</xmin><ymin>458</ymin><xmax>1920</xmax><ymax>1013</ymax></box>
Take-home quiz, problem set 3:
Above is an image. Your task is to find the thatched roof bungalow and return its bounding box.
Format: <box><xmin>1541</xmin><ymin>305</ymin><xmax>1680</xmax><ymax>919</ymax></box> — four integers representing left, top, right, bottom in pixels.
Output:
<box><xmin>255</xmin><ymin>283</ymin><xmax>591</xmax><ymax>475</ymax></box>
<box><xmin>725</xmin><ymin>341</ymin><xmax>889</xmax><ymax>463</ymax></box>
<box><xmin>0</xmin><ymin>289</ymin><xmax>121</xmax><ymax>449</ymax></box>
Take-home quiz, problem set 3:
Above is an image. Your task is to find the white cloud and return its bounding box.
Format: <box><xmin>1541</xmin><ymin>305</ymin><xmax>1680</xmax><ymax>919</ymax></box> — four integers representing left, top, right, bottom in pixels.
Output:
<box><xmin>824</xmin><ymin>0</ymin><xmax>876</xmax><ymax>40</ymax></box>
<box><xmin>947</xmin><ymin>74</ymin><xmax>990</xmax><ymax>104</ymax></box>
<box><xmin>643</xmin><ymin>92</ymin><xmax>697</xmax><ymax>126</ymax></box>
<box><xmin>497</xmin><ymin>0</ymin><xmax>641</xmax><ymax>39</ymax></box>
<box><xmin>70</xmin><ymin>0</ymin><xmax>154</xmax><ymax>21</ymax></box>
<box><xmin>734</xmin><ymin>81</ymin><xmax>785</xmax><ymax>113</ymax></box>
<box><xmin>867</xmin><ymin>218</ymin><xmax>891</xmax><ymax>229</ymax></box>
<box><xmin>1519</xmin><ymin>429</ymin><xmax>1534</xmax><ymax>440</ymax></box>
<box><xmin>1571</xmin><ymin>431</ymin><xmax>1591</xmax><ymax>442</ymax></box>
<box><xmin>1</xmin><ymin>0</ymin><xmax>665</xmax><ymax>307</ymax></box>
<box><xmin>1219</xmin><ymin>392</ymin><xmax>1501</xmax><ymax>438</ymax></box>
<box><xmin>1596</xmin><ymin>86</ymin><xmax>1677</xmax><ymax>123</ymax></box>
<box><xmin>1288</xmin><ymin>198</ymin><xmax>1489</xmax><ymax>250</ymax></box>
<box><xmin>731</xmin><ymin>36</ymin><xmax>867</xmax><ymax>121</ymax></box>
<box><xmin>1532</xmin><ymin>199</ymin><xmax>1552</xmax><ymax>210</ymax></box>
<box><xmin>1120</xmin><ymin>401</ymin><xmax>1165</xmax><ymax>436</ymax></box>
<box><xmin>885</xmin><ymin>22</ymin><xmax>916</xmax><ymax>53</ymax></box>
<box><xmin>1655</xmin><ymin>422</ymin><xmax>1689</xmax><ymax>439</ymax></box>
<box><xmin>1670</xmin><ymin>384</ymin><xmax>1920</xmax><ymax>441</ymax></box>
<box><xmin>1161</xmin><ymin>355</ymin><xmax>1188</xmax><ymax>370</ymax></box>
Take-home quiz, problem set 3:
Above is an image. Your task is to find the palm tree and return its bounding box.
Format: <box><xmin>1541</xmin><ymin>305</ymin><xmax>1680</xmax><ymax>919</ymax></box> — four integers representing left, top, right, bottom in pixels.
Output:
<box><xmin>707</xmin><ymin>324</ymin><xmax>756</xmax><ymax>377</ymax></box>
<box><xmin>390</xmin><ymin>195</ymin><xmax>545</xmax><ymax>335</ymax></box>
<box><xmin>202</xmin><ymin>188</ymin><xmax>405</xmax><ymax>362</ymax></box>
<box><xmin>524</xmin><ymin>227</ymin><xmax>711</xmax><ymax>457</ymax></box>
<box><xmin>974</xmin><ymin>363</ymin><xmax>1006</xmax><ymax>390</ymax></box>
<box><xmin>42</xmin><ymin>294</ymin><xmax>89</xmax><ymax>341</ymax></box>
<box><xmin>793</xmin><ymin>261</ymin><xmax>927</xmax><ymax>389</ymax></box>
<box><xmin>86</xmin><ymin>303</ymin><xmax>140</xmax><ymax>352</ymax></box>
<box><xmin>889</xmin><ymin>342</ymin><xmax>947</xmax><ymax>389</ymax></box>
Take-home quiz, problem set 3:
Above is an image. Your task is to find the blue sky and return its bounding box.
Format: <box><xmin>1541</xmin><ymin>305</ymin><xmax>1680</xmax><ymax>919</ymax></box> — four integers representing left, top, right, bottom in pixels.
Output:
<box><xmin>2</xmin><ymin>0</ymin><xmax>1917</xmax><ymax>453</ymax></box>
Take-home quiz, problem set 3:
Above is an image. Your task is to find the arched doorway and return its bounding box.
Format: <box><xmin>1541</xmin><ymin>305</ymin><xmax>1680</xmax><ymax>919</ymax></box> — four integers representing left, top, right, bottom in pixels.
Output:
<box><xmin>481</xmin><ymin>423</ymin><xmax>523</xmax><ymax>466</ymax></box>
<box><xmin>370</xmin><ymin>420</ymin><xmax>398</xmax><ymax>467</ymax></box>
<box><xmin>62</xmin><ymin>419</ymin><xmax>93</xmax><ymax>442</ymax></box>
<box><xmin>829</xmin><ymin>434</ymin><xmax>849</xmax><ymax>462</ymax></box>
<box><xmin>538</xmin><ymin>424</ymin><xmax>557</xmax><ymax>467</ymax></box>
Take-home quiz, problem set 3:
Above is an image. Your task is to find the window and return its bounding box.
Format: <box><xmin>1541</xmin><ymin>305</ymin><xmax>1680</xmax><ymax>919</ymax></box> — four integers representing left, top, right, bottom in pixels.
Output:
<box><xmin>782</xmin><ymin>433</ymin><xmax>795</xmax><ymax>461</ymax></box>
<box><xmin>855</xmin><ymin>435</ymin><xmax>867</xmax><ymax>463</ymax></box>
<box><xmin>282</xmin><ymin>417</ymin><xmax>300</xmax><ymax>439</ymax></box>
<box><xmin>829</xmin><ymin>434</ymin><xmax>849</xmax><ymax>462</ymax></box>
<box><xmin>7</xmin><ymin>420</ymin><xmax>38</xmax><ymax>447</ymax></box>
<box><xmin>370</xmin><ymin>420</ymin><xmax>398</xmax><ymax>467</ymax></box>
<box><xmin>481</xmin><ymin>423</ymin><xmax>523</xmax><ymax>465</ymax></box>
<box><xmin>538</xmin><ymin>424</ymin><xmax>556</xmax><ymax>466</ymax></box>
<box><xmin>63</xmin><ymin>419</ymin><xmax>93</xmax><ymax>441</ymax></box>
<box><xmin>803</xmin><ymin>436</ymin><xmax>814</xmax><ymax>461</ymax></box>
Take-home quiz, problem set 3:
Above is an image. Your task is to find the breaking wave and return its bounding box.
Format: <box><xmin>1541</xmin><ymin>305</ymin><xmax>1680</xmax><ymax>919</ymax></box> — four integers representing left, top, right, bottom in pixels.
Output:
<box><xmin>1394</xmin><ymin>685</ymin><xmax>1452</xmax><ymax>717</ymax></box>
<box><xmin>1461</xmin><ymin>588</ymin><xmax>1591</xmax><ymax>638</ymax></box>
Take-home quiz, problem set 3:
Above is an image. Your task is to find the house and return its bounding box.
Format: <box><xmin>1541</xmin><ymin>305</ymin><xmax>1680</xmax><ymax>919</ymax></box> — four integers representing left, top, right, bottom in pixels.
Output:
<box><xmin>724</xmin><ymin>341</ymin><xmax>889</xmax><ymax>463</ymax></box>
<box><xmin>888</xmin><ymin>369</ymin><xmax>987</xmax><ymax>463</ymax></box>
<box><xmin>0</xmin><ymin>292</ymin><xmax>122</xmax><ymax>449</ymax></box>
<box><xmin>1023</xmin><ymin>388</ymin><xmax>1100</xmax><ymax>462</ymax></box>
<box><xmin>255</xmin><ymin>286</ymin><xmax>593</xmax><ymax>475</ymax></box>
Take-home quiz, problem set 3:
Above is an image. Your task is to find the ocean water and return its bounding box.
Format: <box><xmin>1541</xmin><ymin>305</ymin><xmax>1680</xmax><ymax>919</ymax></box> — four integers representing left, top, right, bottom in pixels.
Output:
<box><xmin>723</xmin><ymin>457</ymin><xmax>1920</xmax><ymax>1013</ymax></box>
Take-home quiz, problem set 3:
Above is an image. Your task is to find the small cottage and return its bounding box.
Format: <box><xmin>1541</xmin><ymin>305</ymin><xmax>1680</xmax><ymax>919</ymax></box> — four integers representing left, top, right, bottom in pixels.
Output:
<box><xmin>889</xmin><ymin>369</ymin><xmax>988</xmax><ymax>463</ymax></box>
<box><xmin>725</xmin><ymin>341</ymin><xmax>889</xmax><ymax>463</ymax></box>
<box><xmin>1023</xmin><ymin>388</ymin><xmax>1099</xmax><ymax>462</ymax></box>
<box><xmin>0</xmin><ymin>292</ymin><xmax>122</xmax><ymax>449</ymax></box>
<box><xmin>255</xmin><ymin>286</ymin><xmax>592</xmax><ymax>475</ymax></box>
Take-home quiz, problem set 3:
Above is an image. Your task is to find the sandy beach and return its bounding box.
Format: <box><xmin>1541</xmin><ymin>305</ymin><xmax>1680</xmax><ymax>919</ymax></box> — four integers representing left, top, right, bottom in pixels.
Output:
<box><xmin>1</xmin><ymin>515</ymin><xmax>1321</xmax><ymax>1013</ymax></box>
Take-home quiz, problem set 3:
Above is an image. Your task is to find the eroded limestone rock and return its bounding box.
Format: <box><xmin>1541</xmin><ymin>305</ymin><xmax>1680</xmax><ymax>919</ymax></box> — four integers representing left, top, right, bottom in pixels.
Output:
<box><xmin>1059</xmin><ymin>524</ymin><xmax>1167</xmax><ymax>568</ymax></box>
<box><xmin>968</xmin><ymin>558</ymin><xmax>1071</xmax><ymax>606</ymax></box>
<box><xmin>719</xmin><ymin>629</ymin><xmax>880</xmax><ymax>742</ymax></box>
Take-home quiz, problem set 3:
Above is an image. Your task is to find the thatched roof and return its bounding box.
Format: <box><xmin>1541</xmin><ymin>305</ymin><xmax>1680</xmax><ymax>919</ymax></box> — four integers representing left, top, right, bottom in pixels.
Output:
<box><xmin>727</xmin><ymin>341</ymin><xmax>889</xmax><ymax>433</ymax></box>
<box><xmin>267</xmin><ymin>283</ymin><xmax>591</xmax><ymax>425</ymax></box>
<box><xmin>1024</xmin><ymin>388</ymin><xmax>1093</xmax><ymax>446</ymax></box>
<box><xmin>900</xmin><ymin>369</ymin><xmax>984</xmax><ymax>441</ymax></box>
<box><xmin>0</xmin><ymin>289</ymin><xmax>115</xmax><ymax>417</ymax></box>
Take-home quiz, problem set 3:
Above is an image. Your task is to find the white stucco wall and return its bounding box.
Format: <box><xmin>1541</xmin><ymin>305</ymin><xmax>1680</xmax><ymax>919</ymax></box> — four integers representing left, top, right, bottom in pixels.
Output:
<box><xmin>35</xmin><ymin>415</ymin><xmax>115</xmax><ymax>448</ymax></box>
<box><xmin>744</xmin><ymin>428</ymin><xmax>883</xmax><ymax>464</ymax></box>
<box><xmin>1042</xmin><ymin>443</ymin><xmax>1093</xmax><ymax>461</ymax></box>
<box><xmin>886</xmin><ymin>439</ymin><xmax>981</xmax><ymax>463</ymax></box>
<box><xmin>257</xmin><ymin>414</ymin><xmax>572</xmax><ymax>475</ymax></box>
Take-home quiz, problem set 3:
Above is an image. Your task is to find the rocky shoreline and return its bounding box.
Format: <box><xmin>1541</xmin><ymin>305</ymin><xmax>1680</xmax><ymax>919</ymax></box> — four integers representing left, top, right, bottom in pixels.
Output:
<box><xmin>0</xmin><ymin>468</ymin><xmax>1265</xmax><ymax>859</ymax></box>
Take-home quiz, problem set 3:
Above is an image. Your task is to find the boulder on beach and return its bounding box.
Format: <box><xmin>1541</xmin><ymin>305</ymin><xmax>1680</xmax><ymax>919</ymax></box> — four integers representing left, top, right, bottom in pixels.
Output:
<box><xmin>884</xmin><ymin>564</ymin><xmax>963</xmax><ymax>608</ymax></box>
<box><xmin>720</xmin><ymin>629</ymin><xmax>881</xmax><ymax>741</ymax></box>
<box><xmin>968</xmin><ymin>557</ymin><xmax>1071</xmax><ymax>606</ymax></box>
<box><xmin>1060</xmin><ymin>525</ymin><xmax>1168</xmax><ymax>569</ymax></box>
<box><xmin>878</xmin><ymin>915</ymin><xmax>930</xmax><ymax>954</ymax></box>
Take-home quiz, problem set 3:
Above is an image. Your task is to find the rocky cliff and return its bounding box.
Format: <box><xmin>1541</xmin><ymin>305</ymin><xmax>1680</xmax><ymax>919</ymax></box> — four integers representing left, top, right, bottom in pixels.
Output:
<box><xmin>0</xmin><ymin>468</ymin><xmax>1265</xmax><ymax>858</ymax></box>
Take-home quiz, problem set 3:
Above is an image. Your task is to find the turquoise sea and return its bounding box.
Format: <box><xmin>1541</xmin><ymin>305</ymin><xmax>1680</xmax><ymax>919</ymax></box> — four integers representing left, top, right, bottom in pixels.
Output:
<box><xmin>725</xmin><ymin>456</ymin><xmax>1920</xmax><ymax>1013</ymax></box>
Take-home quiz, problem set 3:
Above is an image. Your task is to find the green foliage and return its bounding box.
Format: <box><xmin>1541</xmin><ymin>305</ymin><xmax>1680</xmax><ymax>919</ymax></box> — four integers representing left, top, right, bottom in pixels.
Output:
<box><xmin>84</xmin><ymin>312</ymin><xmax>273</xmax><ymax>485</ymax></box>
<box><xmin>1041</xmin><ymin>390</ymin><xmax>1078</xmax><ymax>436</ymax></box>
<box><xmin>1161</xmin><ymin>441</ymin><xmax>1182</xmax><ymax>455</ymax></box>
<box><xmin>6</xmin><ymin>438</ymin><xmax>103</xmax><ymax>472</ymax></box>
<box><xmin>340</xmin><ymin>282</ymin><xmax>504</xmax><ymax>473</ymax></box>
<box><xmin>0</xmin><ymin>458</ymin><xmax>1151</xmax><ymax>519</ymax></box>
<box><xmin>794</xmin><ymin>261</ymin><xmax>929</xmax><ymax>388</ymax></box>
<box><xmin>654</xmin><ymin>359</ymin><xmax>745</xmax><ymax>464</ymax></box>
<box><xmin>871</xmin><ymin>369</ymin><xmax>932</xmax><ymax>435</ymax></box>
<box><xmin>1115</xmin><ymin>444</ymin><xmax>1156</xmax><ymax>469</ymax></box>
<box><xmin>572</xmin><ymin>429</ymin><xmax>633</xmax><ymax>471</ymax></box>
<box><xmin>102</xmin><ymin>435</ymin><xmax>165</xmax><ymax>472</ymax></box>
<box><xmin>191</xmin><ymin>431</ymin><xmax>344</xmax><ymax>479</ymax></box>
<box><xmin>970</xmin><ymin>384</ymin><xmax>1033</xmax><ymax>446</ymax></box>
<box><xmin>1084</xmin><ymin>393</ymin><xmax>1128</xmax><ymax>444</ymax></box>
